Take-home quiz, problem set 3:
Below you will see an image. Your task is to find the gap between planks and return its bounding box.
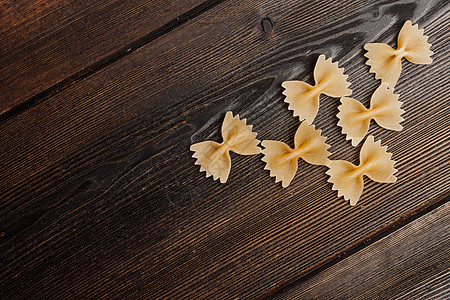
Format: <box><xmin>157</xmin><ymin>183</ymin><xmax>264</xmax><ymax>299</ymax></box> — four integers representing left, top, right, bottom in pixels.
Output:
<box><xmin>260</xmin><ymin>190</ymin><xmax>450</xmax><ymax>299</ymax></box>
<box><xmin>0</xmin><ymin>0</ymin><xmax>225</xmax><ymax>123</ymax></box>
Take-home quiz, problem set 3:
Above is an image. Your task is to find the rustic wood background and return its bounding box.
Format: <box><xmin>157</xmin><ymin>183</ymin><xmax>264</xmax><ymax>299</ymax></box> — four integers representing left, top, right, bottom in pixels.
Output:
<box><xmin>0</xmin><ymin>0</ymin><xmax>449</xmax><ymax>299</ymax></box>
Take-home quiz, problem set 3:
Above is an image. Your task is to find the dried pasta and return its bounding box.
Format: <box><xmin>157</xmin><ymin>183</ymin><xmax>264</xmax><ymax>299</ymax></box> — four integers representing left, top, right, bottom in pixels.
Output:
<box><xmin>326</xmin><ymin>136</ymin><xmax>397</xmax><ymax>206</ymax></box>
<box><xmin>261</xmin><ymin>121</ymin><xmax>331</xmax><ymax>187</ymax></box>
<box><xmin>190</xmin><ymin>111</ymin><xmax>261</xmax><ymax>183</ymax></box>
<box><xmin>337</xmin><ymin>82</ymin><xmax>405</xmax><ymax>146</ymax></box>
<box><xmin>282</xmin><ymin>54</ymin><xmax>352</xmax><ymax>124</ymax></box>
<box><xmin>364</xmin><ymin>20</ymin><xmax>433</xmax><ymax>88</ymax></box>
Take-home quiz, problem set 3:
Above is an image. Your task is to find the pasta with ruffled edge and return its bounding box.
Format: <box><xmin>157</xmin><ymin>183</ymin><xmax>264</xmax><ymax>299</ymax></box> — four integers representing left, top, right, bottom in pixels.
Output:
<box><xmin>364</xmin><ymin>20</ymin><xmax>433</xmax><ymax>88</ymax></box>
<box><xmin>326</xmin><ymin>135</ymin><xmax>397</xmax><ymax>206</ymax></box>
<box><xmin>337</xmin><ymin>82</ymin><xmax>405</xmax><ymax>146</ymax></box>
<box><xmin>261</xmin><ymin>121</ymin><xmax>331</xmax><ymax>188</ymax></box>
<box><xmin>282</xmin><ymin>54</ymin><xmax>352</xmax><ymax>124</ymax></box>
<box><xmin>190</xmin><ymin>111</ymin><xmax>261</xmax><ymax>183</ymax></box>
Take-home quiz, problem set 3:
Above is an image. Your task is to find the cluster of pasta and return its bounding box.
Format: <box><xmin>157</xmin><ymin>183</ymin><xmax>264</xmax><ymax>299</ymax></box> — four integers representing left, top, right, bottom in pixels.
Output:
<box><xmin>191</xmin><ymin>20</ymin><xmax>432</xmax><ymax>206</ymax></box>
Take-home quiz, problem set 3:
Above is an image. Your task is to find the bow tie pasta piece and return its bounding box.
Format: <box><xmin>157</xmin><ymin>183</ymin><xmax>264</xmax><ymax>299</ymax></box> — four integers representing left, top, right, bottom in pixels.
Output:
<box><xmin>337</xmin><ymin>82</ymin><xmax>405</xmax><ymax>146</ymax></box>
<box><xmin>364</xmin><ymin>20</ymin><xmax>433</xmax><ymax>88</ymax></box>
<box><xmin>190</xmin><ymin>111</ymin><xmax>261</xmax><ymax>183</ymax></box>
<box><xmin>282</xmin><ymin>54</ymin><xmax>352</xmax><ymax>124</ymax></box>
<box><xmin>261</xmin><ymin>121</ymin><xmax>331</xmax><ymax>187</ymax></box>
<box><xmin>326</xmin><ymin>136</ymin><xmax>397</xmax><ymax>206</ymax></box>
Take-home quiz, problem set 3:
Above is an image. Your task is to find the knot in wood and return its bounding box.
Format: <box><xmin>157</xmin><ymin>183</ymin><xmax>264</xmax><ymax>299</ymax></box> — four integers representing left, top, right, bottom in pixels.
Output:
<box><xmin>261</xmin><ymin>17</ymin><xmax>273</xmax><ymax>34</ymax></box>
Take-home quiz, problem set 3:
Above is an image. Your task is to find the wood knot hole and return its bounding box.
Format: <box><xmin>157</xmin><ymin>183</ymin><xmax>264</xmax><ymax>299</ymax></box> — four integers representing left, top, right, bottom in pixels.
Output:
<box><xmin>261</xmin><ymin>17</ymin><xmax>273</xmax><ymax>34</ymax></box>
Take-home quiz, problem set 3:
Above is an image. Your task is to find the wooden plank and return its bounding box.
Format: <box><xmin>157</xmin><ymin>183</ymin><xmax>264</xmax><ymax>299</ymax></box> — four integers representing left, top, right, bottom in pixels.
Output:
<box><xmin>0</xmin><ymin>0</ymin><xmax>214</xmax><ymax>115</ymax></box>
<box><xmin>269</xmin><ymin>201</ymin><xmax>450</xmax><ymax>300</ymax></box>
<box><xmin>395</xmin><ymin>269</ymin><xmax>450</xmax><ymax>300</ymax></box>
<box><xmin>0</xmin><ymin>0</ymin><xmax>449</xmax><ymax>299</ymax></box>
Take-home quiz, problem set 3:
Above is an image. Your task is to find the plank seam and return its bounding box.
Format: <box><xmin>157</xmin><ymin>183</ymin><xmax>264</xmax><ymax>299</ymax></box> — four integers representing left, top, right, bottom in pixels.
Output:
<box><xmin>0</xmin><ymin>0</ymin><xmax>225</xmax><ymax>123</ymax></box>
<box><xmin>259</xmin><ymin>190</ymin><xmax>450</xmax><ymax>299</ymax></box>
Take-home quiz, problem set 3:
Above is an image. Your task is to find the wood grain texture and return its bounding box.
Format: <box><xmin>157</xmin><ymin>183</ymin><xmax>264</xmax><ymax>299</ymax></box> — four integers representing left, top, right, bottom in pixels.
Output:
<box><xmin>395</xmin><ymin>269</ymin><xmax>450</xmax><ymax>300</ymax></box>
<box><xmin>0</xmin><ymin>0</ymin><xmax>212</xmax><ymax>115</ymax></box>
<box><xmin>0</xmin><ymin>0</ymin><xmax>449</xmax><ymax>299</ymax></box>
<box><xmin>270</xmin><ymin>201</ymin><xmax>450</xmax><ymax>300</ymax></box>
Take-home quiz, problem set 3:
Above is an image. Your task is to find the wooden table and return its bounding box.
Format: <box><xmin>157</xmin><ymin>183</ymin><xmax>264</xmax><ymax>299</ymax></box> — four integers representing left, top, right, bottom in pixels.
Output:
<box><xmin>1</xmin><ymin>0</ymin><xmax>449</xmax><ymax>298</ymax></box>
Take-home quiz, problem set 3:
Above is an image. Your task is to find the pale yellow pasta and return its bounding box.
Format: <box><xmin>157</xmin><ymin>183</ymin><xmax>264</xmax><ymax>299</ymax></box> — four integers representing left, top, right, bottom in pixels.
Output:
<box><xmin>282</xmin><ymin>54</ymin><xmax>352</xmax><ymax>124</ymax></box>
<box><xmin>364</xmin><ymin>20</ymin><xmax>433</xmax><ymax>88</ymax></box>
<box><xmin>326</xmin><ymin>136</ymin><xmax>397</xmax><ymax>206</ymax></box>
<box><xmin>190</xmin><ymin>111</ymin><xmax>261</xmax><ymax>183</ymax></box>
<box><xmin>337</xmin><ymin>82</ymin><xmax>405</xmax><ymax>146</ymax></box>
<box><xmin>261</xmin><ymin>121</ymin><xmax>331</xmax><ymax>188</ymax></box>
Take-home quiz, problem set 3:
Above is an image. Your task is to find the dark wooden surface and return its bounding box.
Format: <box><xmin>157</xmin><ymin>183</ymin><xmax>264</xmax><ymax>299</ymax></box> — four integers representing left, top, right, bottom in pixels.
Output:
<box><xmin>271</xmin><ymin>201</ymin><xmax>450</xmax><ymax>299</ymax></box>
<box><xmin>0</xmin><ymin>0</ymin><xmax>212</xmax><ymax>115</ymax></box>
<box><xmin>0</xmin><ymin>0</ymin><xmax>449</xmax><ymax>299</ymax></box>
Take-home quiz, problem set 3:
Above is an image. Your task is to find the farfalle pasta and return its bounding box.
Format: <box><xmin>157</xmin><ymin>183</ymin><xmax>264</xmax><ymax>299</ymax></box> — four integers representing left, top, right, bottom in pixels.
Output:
<box><xmin>326</xmin><ymin>136</ymin><xmax>397</xmax><ymax>206</ymax></box>
<box><xmin>282</xmin><ymin>54</ymin><xmax>352</xmax><ymax>124</ymax></box>
<box><xmin>261</xmin><ymin>121</ymin><xmax>331</xmax><ymax>187</ymax></box>
<box><xmin>364</xmin><ymin>20</ymin><xmax>433</xmax><ymax>87</ymax></box>
<box><xmin>187</xmin><ymin>19</ymin><xmax>434</xmax><ymax>208</ymax></box>
<box><xmin>191</xmin><ymin>111</ymin><xmax>261</xmax><ymax>183</ymax></box>
<box><xmin>337</xmin><ymin>82</ymin><xmax>405</xmax><ymax>146</ymax></box>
